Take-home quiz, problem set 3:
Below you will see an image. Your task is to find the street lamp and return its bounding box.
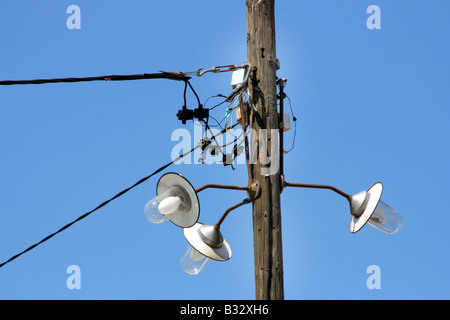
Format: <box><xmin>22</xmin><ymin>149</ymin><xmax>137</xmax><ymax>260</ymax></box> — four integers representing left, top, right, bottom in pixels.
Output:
<box><xmin>145</xmin><ymin>172</ymin><xmax>200</xmax><ymax>228</ymax></box>
<box><xmin>181</xmin><ymin>223</ymin><xmax>232</xmax><ymax>275</ymax></box>
<box><xmin>145</xmin><ymin>173</ymin><xmax>402</xmax><ymax>276</ymax></box>
<box><xmin>181</xmin><ymin>200</ymin><xmax>250</xmax><ymax>275</ymax></box>
<box><xmin>284</xmin><ymin>181</ymin><xmax>403</xmax><ymax>234</ymax></box>
<box><xmin>348</xmin><ymin>182</ymin><xmax>403</xmax><ymax>234</ymax></box>
<box><xmin>145</xmin><ymin>173</ymin><xmax>260</xmax><ymax>274</ymax></box>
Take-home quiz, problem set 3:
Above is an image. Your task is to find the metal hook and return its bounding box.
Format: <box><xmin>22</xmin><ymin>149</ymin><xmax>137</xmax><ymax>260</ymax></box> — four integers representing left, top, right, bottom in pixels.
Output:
<box><xmin>196</xmin><ymin>64</ymin><xmax>247</xmax><ymax>77</ymax></box>
<box><xmin>196</xmin><ymin>67</ymin><xmax>220</xmax><ymax>77</ymax></box>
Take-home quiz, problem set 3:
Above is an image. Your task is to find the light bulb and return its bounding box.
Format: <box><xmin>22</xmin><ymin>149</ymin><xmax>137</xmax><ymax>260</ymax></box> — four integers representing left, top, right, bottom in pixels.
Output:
<box><xmin>180</xmin><ymin>245</ymin><xmax>210</xmax><ymax>275</ymax></box>
<box><xmin>145</xmin><ymin>186</ymin><xmax>188</xmax><ymax>224</ymax></box>
<box><xmin>158</xmin><ymin>196</ymin><xmax>182</xmax><ymax>215</ymax></box>
<box><xmin>367</xmin><ymin>201</ymin><xmax>403</xmax><ymax>234</ymax></box>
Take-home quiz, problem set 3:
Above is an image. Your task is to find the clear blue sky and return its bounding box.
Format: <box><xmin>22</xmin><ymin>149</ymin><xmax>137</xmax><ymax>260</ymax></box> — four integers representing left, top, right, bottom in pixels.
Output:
<box><xmin>0</xmin><ymin>1</ymin><xmax>448</xmax><ymax>300</ymax></box>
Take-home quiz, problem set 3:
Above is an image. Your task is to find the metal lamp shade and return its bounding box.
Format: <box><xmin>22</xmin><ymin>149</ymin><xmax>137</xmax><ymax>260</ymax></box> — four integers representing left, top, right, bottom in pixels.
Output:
<box><xmin>183</xmin><ymin>223</ymin><xmax>232</xmax><ymax>261</ymax></box>
<box><xmin>156</xmin><ymin>172</ymin><xmax>200</xmax><ymax>228</ymax></box>
<box><xmin>349</xmin><ymin>182</ymin><xmax>383</xmax><ymax>233</ymax></box>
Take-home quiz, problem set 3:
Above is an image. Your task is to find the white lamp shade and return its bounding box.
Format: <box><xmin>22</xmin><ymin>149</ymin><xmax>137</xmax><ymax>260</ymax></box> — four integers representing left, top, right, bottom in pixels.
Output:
<box><xmin>183</xmin><ymin>223</ymin><xmax>232</xmax><ymax>261</ymax></box>
<box><xmin>349</xmin><ymin>182</ymin><xmax>383</xmax><ymax>233</ymax></box>
<box><xmin>145</xmin><ymin>172</ymin><xmax>200</xmax><ymax>228</ymax></box>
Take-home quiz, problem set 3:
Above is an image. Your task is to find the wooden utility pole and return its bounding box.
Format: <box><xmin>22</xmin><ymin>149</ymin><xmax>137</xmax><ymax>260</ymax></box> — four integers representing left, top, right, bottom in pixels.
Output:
<box><xmin>246</xmin><ymin>0</ymin><xmax>284</xmax><ymax>300</ymax></box>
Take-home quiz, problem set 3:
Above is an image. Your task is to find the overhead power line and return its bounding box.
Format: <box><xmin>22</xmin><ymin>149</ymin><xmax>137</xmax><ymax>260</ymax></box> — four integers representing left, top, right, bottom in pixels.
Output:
<box><xmin>0</xmin><ymin>122</ymin><xmax>237</xmax><ymax>269</ymax></box>
<box><xmin>0</xmin><ymin>155</ymin><xmax>182</xmax><ymax>269</ymax></box>
<box><xmin>0</xmin><ymin>65</ymin><xmax>248</xmax><ymax>269</ymax></box>
<box><xmin>0</xmin><ymin>72</ymin><xmax>191</xmax><ymax>86</ymax></box>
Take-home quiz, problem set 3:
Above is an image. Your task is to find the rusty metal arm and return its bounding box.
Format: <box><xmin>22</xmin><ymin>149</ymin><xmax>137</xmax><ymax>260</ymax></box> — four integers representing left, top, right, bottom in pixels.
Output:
<box><xmin>216</xmin><ymin>200</ymin><xmax>251</xmax><ymax>227</ymax></box>
<box><xmin>284</xmin><ymin>182</ymin><xmax>351</xmax><ymax>200</ymax></box>
<box><xmin>195</xmin><ymin>184</ymin><xmax>249</xmax><ymax>193</ymax></box>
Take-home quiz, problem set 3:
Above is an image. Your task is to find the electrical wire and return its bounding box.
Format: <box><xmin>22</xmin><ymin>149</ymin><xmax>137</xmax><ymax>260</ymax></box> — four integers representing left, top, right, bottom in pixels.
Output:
<box><xmin>200</xmin><ymin>92</ymin><xmax>249</xmax><ymax>166</ymax></box>
<box><xmin>0</xmin><ymin>72</ymin><xmax>191</xmax><ymax>86</ymax></box>
<box><xmin>208</xmin><ymin>114</ymin><xmax>226</xmax><ymax>129</ymax></box>
<box><xmin>0</xmin><ymin>67</ymin><xmax>240</xmax><ymax>268</ymax></box>
<box><xmin>283</xmin><ymin>94</ymin><xmax>297</xmax><ymax>153</ymax></box>
<box><xmin>204</xmin><ymin>94</ymin><xmax>228</xmax><ymax>111</ymax></box>
<box><xmin>0</xmin><ymin>151</ymin><xmax>190</xmax><ymax>269</ymax></box>
<box><xmin>0</xmin><ymin>124</ymin><xmax>235</xmax><ymax>269</ymax></box>
<box><xmin>183</xmin><ymin>80</ymin><xmax>188</xmax><ymax>107</ymax></box>
<box><xmin>206</xmin><ymin>95</ymin><xmax>240</xmax><ymax>130</ymax></box>
<box><xmin>186</xmin><ymin>80</ymin><xmax>201</xmax><ymax>107</ymax></box>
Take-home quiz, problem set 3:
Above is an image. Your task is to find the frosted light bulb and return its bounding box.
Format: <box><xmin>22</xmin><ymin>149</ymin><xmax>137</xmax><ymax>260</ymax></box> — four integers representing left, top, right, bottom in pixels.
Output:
<box><xmin>145</xmin><ymin>186</ymin><xmax>190</xmax><ymax>224</ymax></box>
<box><xmin>158</xmin><ymin>196</ymin><xmax>182</xmax><ymax>215</ymax></box>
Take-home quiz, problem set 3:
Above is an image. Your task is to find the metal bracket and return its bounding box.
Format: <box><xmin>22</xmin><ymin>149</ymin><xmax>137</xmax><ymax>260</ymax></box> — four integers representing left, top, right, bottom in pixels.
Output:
<box><xmin>247</xmin><ymin>179</ymin><xmax>261</xmax><ymax>201</ymax></box>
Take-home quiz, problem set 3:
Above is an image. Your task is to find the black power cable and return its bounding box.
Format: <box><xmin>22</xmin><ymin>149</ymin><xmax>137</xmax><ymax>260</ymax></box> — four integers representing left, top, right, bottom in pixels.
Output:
<box><xmin>0</xmin><ymin>123</ymin><xmax>237</xmax><ymax>269</ymax></box>
<box><xmin>0</xmin><ymin>72</ymin><xmax>190</xmax><ymax>85</ymax></box>
<box><xmin>0</xmin><ymin>149</ymin><xmax>191</xmax><ymax>269</ymax></box>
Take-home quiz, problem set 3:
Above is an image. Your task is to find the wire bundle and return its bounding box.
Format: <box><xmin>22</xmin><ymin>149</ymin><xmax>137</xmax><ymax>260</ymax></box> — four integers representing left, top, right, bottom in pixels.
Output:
<box><xmin>0</xmin><ymin>65</ymin><xmax>296</xmax><ymax>269</ymax></box>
